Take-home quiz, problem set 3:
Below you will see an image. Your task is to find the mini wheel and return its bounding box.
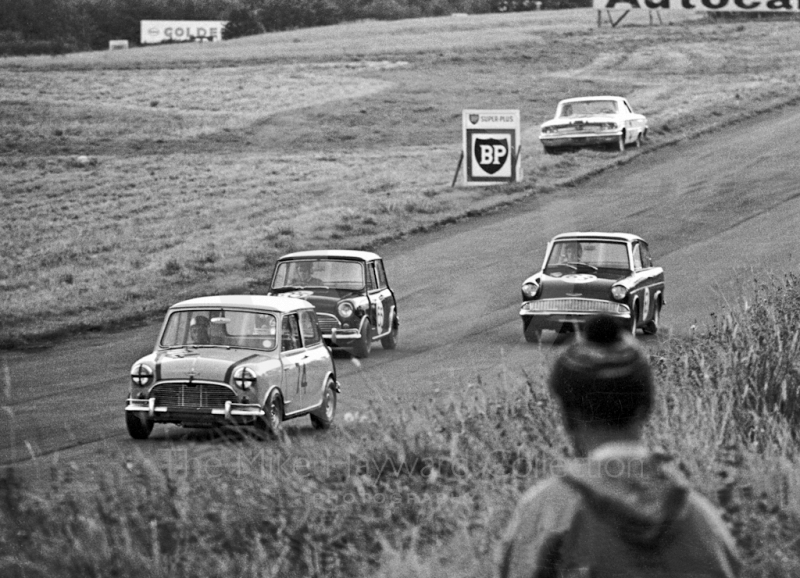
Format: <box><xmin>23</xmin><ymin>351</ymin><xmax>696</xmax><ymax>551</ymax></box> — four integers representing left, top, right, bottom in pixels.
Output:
<box><xmin>311</xmin><ymin>382</ymin><xmax>337</xmax><ymax>430</ymax></box>
<box><xmin>126</xmin><ymin>411</ymin><xmax>154</xmax><ymax>440</ymax></box>
<box><xmin>380</xmin><ymin>322</ymin><xmax>398</xmax><ymax>350</ymax></box>
<box><xmin>353</xmin><ymin>320</ymin><xmax>372</xmax><ymax>358</ymax></box>
<box><xmin>257</xmin><ymin>389</ymin><xmax>284</xmax><ymax>438</ymax></box>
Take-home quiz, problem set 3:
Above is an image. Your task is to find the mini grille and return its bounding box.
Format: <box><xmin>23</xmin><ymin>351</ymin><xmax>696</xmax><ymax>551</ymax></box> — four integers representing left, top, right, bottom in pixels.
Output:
<box><xmin>317</xmin><ymin>313</ymin><xmax>341</xmax><ymax>332</ymax></box>
<box><xmin>152</xmin><ymin>382</ymin><xmax>236</xmax><ymax>409</ymax></box>
<box><xmin>527</xmin><ymin>299</ymin><xmax>627</xmax><ymax>314</ymax></box>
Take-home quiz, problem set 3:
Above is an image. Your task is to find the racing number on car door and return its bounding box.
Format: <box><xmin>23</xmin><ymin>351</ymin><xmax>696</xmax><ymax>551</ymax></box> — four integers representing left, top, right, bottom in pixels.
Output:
<box><xmin>280</xmin><ymin>314</ymin><xmax>306</xmax><ymax>410</ymax></box>
<box><xmin>368</xmin><ymin>260</ymin><xmax>392</xmax><ymax>336</ymax></box>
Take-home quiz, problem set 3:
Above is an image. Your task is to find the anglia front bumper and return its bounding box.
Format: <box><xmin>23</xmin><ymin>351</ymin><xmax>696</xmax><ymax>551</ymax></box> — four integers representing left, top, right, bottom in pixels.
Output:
<box><xmin>520</xmin><ymin>298</ymin><xmax>631</xmax><ymax>329</ymax></box>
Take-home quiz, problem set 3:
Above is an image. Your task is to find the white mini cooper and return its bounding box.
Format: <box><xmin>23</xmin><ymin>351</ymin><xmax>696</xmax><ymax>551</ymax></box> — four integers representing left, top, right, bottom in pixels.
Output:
<box><xmin>125</xmin><ymin>295</ymin><xmax>339</xmax><ymax>439</ymax></box>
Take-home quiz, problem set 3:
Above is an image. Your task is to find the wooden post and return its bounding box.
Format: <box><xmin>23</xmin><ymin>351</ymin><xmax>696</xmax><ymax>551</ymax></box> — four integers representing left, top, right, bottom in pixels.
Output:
<box><xmin>451</xmin><ymin>150</ymin><xmax>464</xmax><ymax>187</ymax></box>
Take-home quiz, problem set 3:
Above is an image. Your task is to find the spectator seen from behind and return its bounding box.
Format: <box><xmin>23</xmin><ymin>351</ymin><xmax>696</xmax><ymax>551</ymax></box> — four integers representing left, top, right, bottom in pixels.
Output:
<box><xmin>497</xmin><ymin>314</ymin><xmax>741</xmax><ymax>578</ymax></box>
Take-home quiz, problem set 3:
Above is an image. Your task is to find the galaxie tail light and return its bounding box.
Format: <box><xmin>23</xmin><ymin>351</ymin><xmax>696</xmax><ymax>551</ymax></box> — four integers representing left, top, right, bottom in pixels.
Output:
<box><xmin>522</xmin><ymin>282</ymin><xmax>539</xmax><ymax>298</ymax></box>
<box><xmin>131</xmin><ymin>363</ymin><xmax>153</xmax><ymax>387</ymax></box>
<box><xmin>233</xmin><ymin>367</ymin><xmax>256</xmax><ymax>390</ymax></box>
<box><xmin>611</xmin><ymin>285</ymin><xmax>628</xmax><ymax>301</ymax></box>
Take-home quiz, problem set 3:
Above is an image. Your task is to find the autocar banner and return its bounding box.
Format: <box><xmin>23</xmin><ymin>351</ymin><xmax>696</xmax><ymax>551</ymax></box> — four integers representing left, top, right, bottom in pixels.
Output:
<box><xmin>462</xmin><ymin>110</ymin><xmax>521</xmax><ymax>186</ymax></box>
<box><xmin>593</xmin><ymin>0</ymin><xmax>799</xmax><ymax>10</ymax></box>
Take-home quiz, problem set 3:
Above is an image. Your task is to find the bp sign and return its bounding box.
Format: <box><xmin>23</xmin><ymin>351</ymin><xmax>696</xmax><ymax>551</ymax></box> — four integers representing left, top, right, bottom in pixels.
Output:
<box><xmin>462</xmin><ymin>110</ymin><xmax>521</xmax><ymax>185</ymax></box>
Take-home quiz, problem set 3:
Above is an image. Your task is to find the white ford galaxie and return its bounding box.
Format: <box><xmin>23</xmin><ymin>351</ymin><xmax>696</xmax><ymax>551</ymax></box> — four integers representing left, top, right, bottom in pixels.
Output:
<box><xmin>539</xmin><ymin>96</ymin><xmax>648</xmax><ymax>154</ymax></box>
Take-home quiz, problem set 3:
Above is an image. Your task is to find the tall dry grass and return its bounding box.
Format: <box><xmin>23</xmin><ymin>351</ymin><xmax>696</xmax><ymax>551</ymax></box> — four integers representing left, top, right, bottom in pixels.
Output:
<box><xmin>2</xmin><ymin>275</ymin><xmax>799</xmax><ymax>577</ymax></box>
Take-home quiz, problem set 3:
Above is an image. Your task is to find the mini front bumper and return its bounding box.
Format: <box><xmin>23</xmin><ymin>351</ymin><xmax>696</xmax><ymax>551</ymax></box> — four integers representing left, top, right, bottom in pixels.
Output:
<box><xmin>125</xmin><ymin>397</ymin><xmax>265</xmax><ymax>420</ymax></box>
<box><xmin>539</xmin><ymin>132</ymin><xmax>622</xmax><ymax>148</ymax></box>
<box><xmin>325</xmin><ymin>327</ymin><xmax>363</xmax><ymax>345</ymax></box>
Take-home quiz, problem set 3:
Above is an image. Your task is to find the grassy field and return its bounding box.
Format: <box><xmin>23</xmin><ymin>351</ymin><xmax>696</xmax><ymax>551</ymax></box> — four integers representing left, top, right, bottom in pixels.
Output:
<box><xmin>4</xmin><ymin>10</ymin><xmax>800</xmax><ymax>575</ymax></box>
<box><xmin>6</xmin><ymin>10</ymin><xmax>800</xmax><ymax>347</ymax></box>
<box><xmin>2</xmin><ymin>274</ymin><xmax>799</xmax><ymax>577</ymax></box>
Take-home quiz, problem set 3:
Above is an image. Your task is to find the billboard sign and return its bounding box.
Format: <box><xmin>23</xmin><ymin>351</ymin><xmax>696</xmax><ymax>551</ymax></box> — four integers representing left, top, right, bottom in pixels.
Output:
<box><xmin>593</xmin><ymin>0</ymin><xmax>799</xmax><ymax>10</ymax></box>
<box><xmin>462</xmin><ymin>109</ymin><xmax>521</xmax><ymax>186</ymax></box>
<box><xmin>140</xmin><ymin>20</ymin><xmax>227</xmax><ymax>45</ymax></box>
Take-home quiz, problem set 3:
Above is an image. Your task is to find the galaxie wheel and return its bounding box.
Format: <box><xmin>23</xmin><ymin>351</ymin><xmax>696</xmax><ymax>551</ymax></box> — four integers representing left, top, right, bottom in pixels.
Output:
<box><xmin>381</xmin><ymin>321</ymin><xmax>398</xmax><ymax>350</ymax></box>
<box><xmin>642</xmin><ymin>301</ymin><xmax>661</xmax><ymax>335</ymax></box>
<box><xmin>353</xmin><ymin>320</ymin><xmax>372</xmax><ymax>358</ymax></box>
<box><xmin>257</xmin><ymin>389</ymin><xmax>284</xmax><ymax>438</ymax></box>
<box><xmin>311</xmin><ymin>381</ymin><xmax>337</xmax><ymax>430</ymax></box>
<box><xmin>126</xmin><ymin>411</ymin><xmax>154</xmax><ymax>440</ymax></box>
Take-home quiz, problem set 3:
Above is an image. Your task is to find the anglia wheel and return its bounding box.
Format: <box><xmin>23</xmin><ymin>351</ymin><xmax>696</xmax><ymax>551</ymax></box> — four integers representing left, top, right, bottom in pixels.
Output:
<box><xmin>643</xmin><ymin>301</ymin><xmax>661</xmax><ymax>335</ymax></box>
<box><xmin>617</xmin><ymin>134</ymin><xmax>626</xmax><ymax>152</ymax></box>
<box><xmin>311</xmin><ymin>381</ymin><xmax>337</xmax><ymax>430</ymax></box>
<box><xmin>126</xmin><ymin>411</ymin><xmax>154</xmax><ymax>440</ymax></box>
<box><xmin>629</xmin><ymin>304</ymin><xmax>639</xmax><ymax>336</ymax></box>
<box><xmin>523</xmin><ymin>320</ymin><xmax>542</xmax><ymax>343</ymax></box>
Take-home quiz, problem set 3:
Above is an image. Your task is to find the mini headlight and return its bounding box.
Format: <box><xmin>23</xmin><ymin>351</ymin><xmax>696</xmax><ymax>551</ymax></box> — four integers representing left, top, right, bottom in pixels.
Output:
<box><xmin>337</xmin><ymin>301</ymin><xmax>354</xmax><ymax>318</ymax></box>
<box><xmin>611</xmin><ymin>285</ymin><xmax>628</xmax><ymax>301</ymax></box>
<box><xmin>233</xmin><ymin>367</ymin><xmax>256</xmax><ymax>390</ymax></box>
<box><xmin>522</xmin><ymin>282</ymin><xmax>539</xmax><ymax>298</ymax></box>
<box><xmin>131</xmin><ymin>363</ymin><xmax>153</xmax><ymax>387</ymax></box>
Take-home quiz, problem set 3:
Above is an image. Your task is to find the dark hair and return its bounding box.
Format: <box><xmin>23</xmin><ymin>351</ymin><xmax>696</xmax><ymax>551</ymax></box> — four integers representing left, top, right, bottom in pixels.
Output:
<box><xmin>548</xmin><ymin>314</ymin><xmax>654</xmax><ymax>429</ymax></box>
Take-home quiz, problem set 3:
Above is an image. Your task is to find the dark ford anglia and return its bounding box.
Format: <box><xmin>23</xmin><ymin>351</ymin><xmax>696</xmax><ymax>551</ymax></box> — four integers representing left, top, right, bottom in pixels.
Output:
<box><xmin>519</xmin><ymin>232</ymin><xmax>665</xmax><ymax>342</ymax></box>
<box><xmin>268</xmin><ymin>250</ymin><xmax>399</xmax><ymax>358</ymax></box>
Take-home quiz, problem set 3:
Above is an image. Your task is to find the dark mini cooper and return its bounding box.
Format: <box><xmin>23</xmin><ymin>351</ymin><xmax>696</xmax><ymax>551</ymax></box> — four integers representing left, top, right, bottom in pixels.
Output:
<box><xmin>519</xmin><ymin>232</ymin><xmax>664</xmax><ymax>342</ymax></box>
<box><xmin>268</xmin><ymin>250</ymin><xmax>399</xmax><ymax>358</ymax></box>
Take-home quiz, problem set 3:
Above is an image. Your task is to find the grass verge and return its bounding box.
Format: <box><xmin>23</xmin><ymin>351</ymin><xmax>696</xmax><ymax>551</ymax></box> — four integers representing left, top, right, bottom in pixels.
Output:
<box><xmin>2</xmin><ymin>274</ymin><xmax>799</xmax><ymax>577</ymax></box>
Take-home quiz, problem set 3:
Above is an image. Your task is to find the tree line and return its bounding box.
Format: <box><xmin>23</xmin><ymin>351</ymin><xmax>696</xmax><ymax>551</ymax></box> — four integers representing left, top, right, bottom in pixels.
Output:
<box><xmin>0</xmin><ymin>0</ymin><xmax>590</xmax><ymax>56</ymax></box>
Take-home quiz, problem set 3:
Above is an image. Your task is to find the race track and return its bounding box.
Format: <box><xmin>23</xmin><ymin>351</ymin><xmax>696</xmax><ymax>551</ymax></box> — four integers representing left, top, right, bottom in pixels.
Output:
<box><xmin>4</xmin><ymin>104</ymin><xmax>800</xmax><ymax>473</ymax></box>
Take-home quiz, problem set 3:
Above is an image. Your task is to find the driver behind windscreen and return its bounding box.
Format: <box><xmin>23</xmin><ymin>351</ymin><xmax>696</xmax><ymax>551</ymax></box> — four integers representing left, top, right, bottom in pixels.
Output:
<box><xmin>293</xmin><ymin>262</ymin><xmax>324</xmax><ymax>286</ymax></box>
<box><xmin>560</xmin><ymin>243</ymin><xmax>581</xmax><ymax>263</ymax></box>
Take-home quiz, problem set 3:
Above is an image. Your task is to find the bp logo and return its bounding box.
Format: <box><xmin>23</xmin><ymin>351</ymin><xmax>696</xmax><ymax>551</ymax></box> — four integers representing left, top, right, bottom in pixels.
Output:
<box><xmin>469</xmin><ymin>114</ymin><xmax>480</xmax><ymax>124</ymax></box>
<box><xmin>473</xmin><ymin>137</ymin><xmax>509</xmax><ymax>175</ymax></box>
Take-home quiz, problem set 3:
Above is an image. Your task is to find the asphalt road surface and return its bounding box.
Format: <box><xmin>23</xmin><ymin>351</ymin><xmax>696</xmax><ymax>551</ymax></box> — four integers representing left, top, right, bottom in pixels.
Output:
<box><xmin>4</xmin><ymin>106</ymin><xmax>800</xmax><ymax>475</ymax></box>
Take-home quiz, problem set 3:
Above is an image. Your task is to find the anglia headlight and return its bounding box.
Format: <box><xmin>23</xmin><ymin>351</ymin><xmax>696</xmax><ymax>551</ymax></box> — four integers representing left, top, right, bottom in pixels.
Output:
<box><xmin>611</xmin><ymin>285</ymin><xmax>628</xmax><ymax>301</ymax></box>
<box><xmin>131</xmin><ymin>363</ymin><xmax>153</xmax><ymax>387</ymax></box>
<box><xmin>233</xmin><ymin>367</ymin><xmax>256</xmax><ymax>390</ymax></box>
<box><xmin>522</xmin><ymin>282</ymin><xmax>539</xmax><ymax>298</ymax></box>
<box><xmin>603</xmin><ymin>122</ymin><xmax>619</xmax><ymax>131</ymax></box>
<box><xmin>337</xmin><ymin>301</ymin><xmax>354</xmax><ymax>318</ymax></box>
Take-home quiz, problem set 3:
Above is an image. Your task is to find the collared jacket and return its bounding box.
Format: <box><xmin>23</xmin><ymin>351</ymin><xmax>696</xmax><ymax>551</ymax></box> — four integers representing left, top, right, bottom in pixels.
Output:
<box><xmin>497</xmin><ymin>443</ymin><xmax>742</xmax><ymax>578</ymax></box>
